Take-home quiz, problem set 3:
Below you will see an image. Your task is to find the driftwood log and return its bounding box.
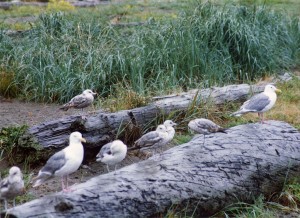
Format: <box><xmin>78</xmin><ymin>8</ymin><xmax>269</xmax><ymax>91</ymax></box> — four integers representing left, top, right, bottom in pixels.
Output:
<box><xmin>4</xmin><ymin>121</ymin><xmax>300</xmax><ymax>217</ymax></box>
<box><xmin>20</xmin><ymin>83</ymin><xmax>267</xmax><ymax>153</ymax></box>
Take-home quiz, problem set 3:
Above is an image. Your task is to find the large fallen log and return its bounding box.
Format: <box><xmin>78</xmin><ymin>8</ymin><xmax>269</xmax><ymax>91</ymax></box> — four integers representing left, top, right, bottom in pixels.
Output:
<box><xmin>4</xmin><ymin>121</ymin><xmax>300</xmax><ymax>217</ymax></box>
<box><xmin>20</xmin><ymin>83</ymin><xmax>266</xmax><ymax>153</ymax></box>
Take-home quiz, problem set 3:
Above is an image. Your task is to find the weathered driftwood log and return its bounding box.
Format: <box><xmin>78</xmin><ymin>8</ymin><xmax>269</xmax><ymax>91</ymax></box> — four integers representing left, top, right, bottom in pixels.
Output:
<box><xmin>5</xmin><ymin>121</ymin><xmax>300</xmax><ymax>217</ymax></box>
<box><xmin>20</xmin><ymin>83</ymin><xmax>266</xmax><ymax>152</ymax></box>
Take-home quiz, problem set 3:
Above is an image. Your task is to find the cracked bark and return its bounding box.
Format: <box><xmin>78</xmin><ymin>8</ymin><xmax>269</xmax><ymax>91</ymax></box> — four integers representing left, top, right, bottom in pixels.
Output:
<box><xmin>20</xmin><ymin>83</ymin><xmax>267</xmax><ymax>154</ymax></box>
<box><xmin>4</xmin><ymin>121</ymin><xmax>300</xmax><ymax>217</ymax></box>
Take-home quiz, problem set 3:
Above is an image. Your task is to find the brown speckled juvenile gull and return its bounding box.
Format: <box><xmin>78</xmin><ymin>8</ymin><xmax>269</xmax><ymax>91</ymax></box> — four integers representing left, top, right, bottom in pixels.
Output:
<box><xmin>32</xmin><ymin>132</ymin><xmax>86</xmax><ymax>192</ymax></box>
<box><xmin>60</xmin><ymin>89</ymin><xmax>97</xmax><ymax>111</ymax></box>
<box><xmin>188</xmin><ymin>118</ymin><xmax>226</xmax><ymax>145</ymax></box>
<box><xmin>0</xmin><ymin>166</ymin><xmax>24</xmax><ymax>210</ymax></box>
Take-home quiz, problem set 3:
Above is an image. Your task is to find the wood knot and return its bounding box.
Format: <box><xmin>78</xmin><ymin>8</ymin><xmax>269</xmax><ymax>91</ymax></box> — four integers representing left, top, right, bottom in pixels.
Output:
<box><xmin>54</xmin><ymin>201</ymin><xmax>74</xmax><ymax>212</ymax></box>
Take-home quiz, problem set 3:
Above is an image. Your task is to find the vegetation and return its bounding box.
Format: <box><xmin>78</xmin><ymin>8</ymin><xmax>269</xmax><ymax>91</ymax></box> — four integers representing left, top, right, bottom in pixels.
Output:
<box><xmin>0</xmin><ymin>125</ymin><xmax>49</xmax><ymax>168</ymax></box>
<box><xmin>219</xmin><ymin>195</ymin><xmax>277</xmax><ymax>218</ymax></box>
<box><xmin>0</xmin><ymin>1</ymin><xmax>299</xmax><ymax>103</ymax></box>
<box><xmin>0</xmin><ymin>126</ymin><xmax>29</xmax><ymax>160</ymax></box>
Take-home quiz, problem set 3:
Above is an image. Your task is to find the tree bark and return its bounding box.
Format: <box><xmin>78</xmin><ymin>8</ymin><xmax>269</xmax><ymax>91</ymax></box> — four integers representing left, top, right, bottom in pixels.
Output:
<box><xmin>20</xmin><ymin>83</ymin><xmax>266</xmax><ymax>153</ymax></box>
<box><xmin>4</xmin><ymin>121</ymin><xmax>300</xmax><ymax>217</ymax></box>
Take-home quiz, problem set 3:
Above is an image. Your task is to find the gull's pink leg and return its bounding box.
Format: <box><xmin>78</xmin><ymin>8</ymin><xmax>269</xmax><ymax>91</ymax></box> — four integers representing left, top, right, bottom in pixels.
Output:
<box><xmin>66</xmin><ymin>175</ymin><xmax>69</xmax><ymax>189</ymax></box>
<box><xmin>258</xmin><ymin>113</ymin><xmax>266</xmax><ymax>124</ymax></box>
<box><xmin>62</xmin><ymin>175</ymin><xmax>73</xmax><ymax>192</ymax></box>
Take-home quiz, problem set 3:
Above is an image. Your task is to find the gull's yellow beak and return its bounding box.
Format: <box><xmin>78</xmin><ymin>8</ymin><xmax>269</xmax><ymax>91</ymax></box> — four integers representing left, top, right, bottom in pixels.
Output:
<box><xmin>275</xmin><ymin>88</ymin><xmax>282</xmax><ymax>94</ymax></box>
<box><xmin>80</xmin><ymin>137</ymin><xmax>87</xmax><ymax>143</ymax></box>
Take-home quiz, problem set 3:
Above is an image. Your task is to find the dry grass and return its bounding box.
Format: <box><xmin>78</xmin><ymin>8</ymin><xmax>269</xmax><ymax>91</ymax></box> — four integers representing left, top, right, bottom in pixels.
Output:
<box><xmin>0</xmin><ymin>71</ymin><xmax>18</xmax><ymax>98</ymax></box>
<box><xmin>97</xmin><ymin>83</ymin><xmax>149</xmax><ymax>112</ymax></box>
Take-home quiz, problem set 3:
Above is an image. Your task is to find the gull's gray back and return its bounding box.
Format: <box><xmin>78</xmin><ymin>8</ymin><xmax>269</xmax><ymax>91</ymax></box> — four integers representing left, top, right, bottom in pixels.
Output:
<box><xmin>242</xmin><ymin>93</ymin><xmax>271</xmax><ymax>112</ymax></box>
<box><xmin>41</xmin><ymin>150</ymin><xmax>67</xmax><ymax>175</ymax></box>
<box><xmin>135</xmin><ymin>131</ymin><xmax>161</xmax><ymax>147</ymax></box>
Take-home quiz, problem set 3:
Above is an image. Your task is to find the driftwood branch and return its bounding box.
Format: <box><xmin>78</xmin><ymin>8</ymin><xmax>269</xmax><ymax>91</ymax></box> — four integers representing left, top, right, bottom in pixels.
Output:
<box><xmin>5</xmin><ymin>121</ymin><xmax>300</xmax><ymax>217</ymax></box>
<box><xmin>20</xmin><ymin>83</ymin><xmax>266</xmax><ymax>152</ymax></box>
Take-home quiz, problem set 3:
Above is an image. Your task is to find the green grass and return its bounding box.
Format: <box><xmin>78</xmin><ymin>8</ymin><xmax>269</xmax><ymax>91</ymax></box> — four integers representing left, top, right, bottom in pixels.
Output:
<box><xmin>0</xmin><ymin>126</ymin><xmax>29</xmax><ymax>160</ymax></box>
<box><xmin>0</xmin><ymin>1</ymin><xmax>299</xmax><ymax>102</ymax></box>
<box><xmin>214</xmin><ymin>0</ymin><xmax>300</xmax><ymax>17</ymax></box>
<box><xmin>218</xmin><ymin>195</ymin><xmax>276</xmax><ymax>218</ymax></box>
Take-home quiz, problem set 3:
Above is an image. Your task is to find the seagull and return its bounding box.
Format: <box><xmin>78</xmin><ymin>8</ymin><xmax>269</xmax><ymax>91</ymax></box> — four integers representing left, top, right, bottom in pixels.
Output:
<box><xmin>188</xmin><ymin>118</ymin><xmax>226</xmax><ymax>145</ymax></box>
<box><xmin>32</xmin><ymin>131</ymin><xmax>86</xmax><ymax>192</ymax></box>
<box><xmin>130</xmin><ymin>124</ymin><xmax>169</xmax><ymax>154</ymax></box>
<box><xmin>0</xmin><ymin>166</ymin><xmax>24</xmax><ymax>210</ymax></box>
<box><xmin>163</xmin><ymin>120</ymin><xmax>177</xmax><ymax>144</ymax></box>
<box><xmin>96</xmin><ymin>140</ymin><xmax>127</xmax><ymax>172</ymax></box>
<box><xmin>230</xmin><ymin>84</ymin><xmax>282</xmax><ymax>123</ymax></box>
<box><xmin>59</xmin><ymin>89</ymin><xmax>97</xmax><ymax>112</ymax></box>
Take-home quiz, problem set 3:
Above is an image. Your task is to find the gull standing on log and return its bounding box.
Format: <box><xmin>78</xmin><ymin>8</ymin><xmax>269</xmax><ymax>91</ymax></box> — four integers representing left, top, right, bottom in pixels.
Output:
<box><xmin>0</xmin><ymin>166</ymin><xmax>24</xmax><ymax>210</ymax></box>
<box><xmin>60</xmin><ymin>89</ymin><xmax>97</xmax><ymax>112</ymax></box>
<box><xmin>188</xmin><ymin>118</ymin><xmax>226</xmax><ymax>146</ymax></box>
<box><xmin>32</xmin><ymin>131</ymin><xmax>86</xmax><ymax>192</ymax></box>
<box><xmin>230</xmin><ymin>84</ymin><xmax>281</xmax><ymax>123</ymax></box>
<box><xmin>96</xmin><ymin>140</ymin><xmax>127</xmax><ymax>172</ymax></box>
<box><xmin>130</xmin><ymin>125</ymin><xmax>169</xmax><ymax>154</ymax></box>
<box><xmin>163</xmin><ymin>120</ymin><xmax>177</xmax><ymax>145</ymax></box>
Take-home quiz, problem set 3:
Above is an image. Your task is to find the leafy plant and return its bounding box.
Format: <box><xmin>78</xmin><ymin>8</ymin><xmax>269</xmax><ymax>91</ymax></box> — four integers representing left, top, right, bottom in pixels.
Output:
<box><xmin>0</xmin><ymin>125</ymin><xmax>45</xmax><ymax>165</ymax></box>
<box><xmin>0</xmin><ymin>125</ymin><xmax>28</xmax><ymax>157</ymax></box>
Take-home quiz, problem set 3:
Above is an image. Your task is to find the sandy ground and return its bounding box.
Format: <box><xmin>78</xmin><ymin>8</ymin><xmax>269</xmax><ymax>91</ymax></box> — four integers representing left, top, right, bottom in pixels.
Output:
<box><xmin>0</xmin><ymin>96</ymin><xmax>145</xmax><ymax>209</ymax></box>
<box><xmin>0</xmin><ymin>97</ymin><xmax>75</xmax><ymax>129</ymax></box>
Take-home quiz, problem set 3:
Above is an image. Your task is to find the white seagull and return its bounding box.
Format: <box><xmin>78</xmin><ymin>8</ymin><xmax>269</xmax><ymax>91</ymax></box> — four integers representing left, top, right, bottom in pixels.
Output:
<box><xmin>188</xmin><ymin>118</ymin><xmax>226</xmax><ymax>145</ymax></box>
<box><xmin>60</xmin><ymin>89</ymin><xmax>97</xmax><ymax>111</ymax></box>
<box><xmin>131</xmin><ymin>124</ymin><xmax>169</xmax><ymax>153</ymax></box>
<box><xmin>0</xmin><ymin>166</ymin><xmax>24</xmax><ymax>210</ymax></box>
<box><xmin>32</xmin><ymin>131</ymin><xmax>86</xmax><ymax>192</ymax></box>
<box><xmin>163</xmin><ymin>120</ymin><xmax>177</xmax><ymax>144</ymax></box>
<box><xmin>230</xmin><ymin>84</ymin><xmax>281</xmax><ymax>123</ymax></box>
<box><xmin>96</xmin><ymin>140</ymin><xmax>127</xmax><ymax>172</ymax></box>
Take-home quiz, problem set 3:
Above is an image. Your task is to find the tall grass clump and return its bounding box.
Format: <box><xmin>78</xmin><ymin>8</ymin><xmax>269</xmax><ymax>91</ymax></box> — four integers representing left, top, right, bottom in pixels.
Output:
<box><xmin>0</xmin><ymin>2</ymin><xmax>299</xmax><ymax>102</ymax></box>
<box><xmin>218</xmin><ymin>195</ymin><xmax>276</xmax><ymax>218</ymax></box>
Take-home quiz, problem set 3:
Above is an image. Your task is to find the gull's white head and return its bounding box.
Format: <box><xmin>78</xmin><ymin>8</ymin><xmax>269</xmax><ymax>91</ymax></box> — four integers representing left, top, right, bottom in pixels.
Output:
<box><xmin>70</xmin><ymin>131</ymin><xmax>86</xmax><ymax>143</ymax></box>
<box><xmin>163</xmin><ymin>120</ymin><xmax>177</xmax><ymax>127</ymax></box>
<box><xmin>111</xmin><ymin>140</ymin><xmax>127</xmax><ymax>154</ymax></box>
<box><xmin>264</xmin><ymin>85</ymin><xmax>282</xmax><ymax>94</ymax></box>
<box><xmin>188</xmin><ymin>120</ymin><xmax>196</xmax><ymax>132</ymax></box>
<box><xmin>83</xmin><ymin>89</ymin><xmax>97</xmax><ymax>96</ymax></box>
<box><xmin>156</xmin><ymin>125</ymin><xmax>167</xmax><ymax>133</ymax></box>
<box><xmin>9</xmin><ymin>166</ymin><xmax>22</xmax><ymax>178</ymax></box>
